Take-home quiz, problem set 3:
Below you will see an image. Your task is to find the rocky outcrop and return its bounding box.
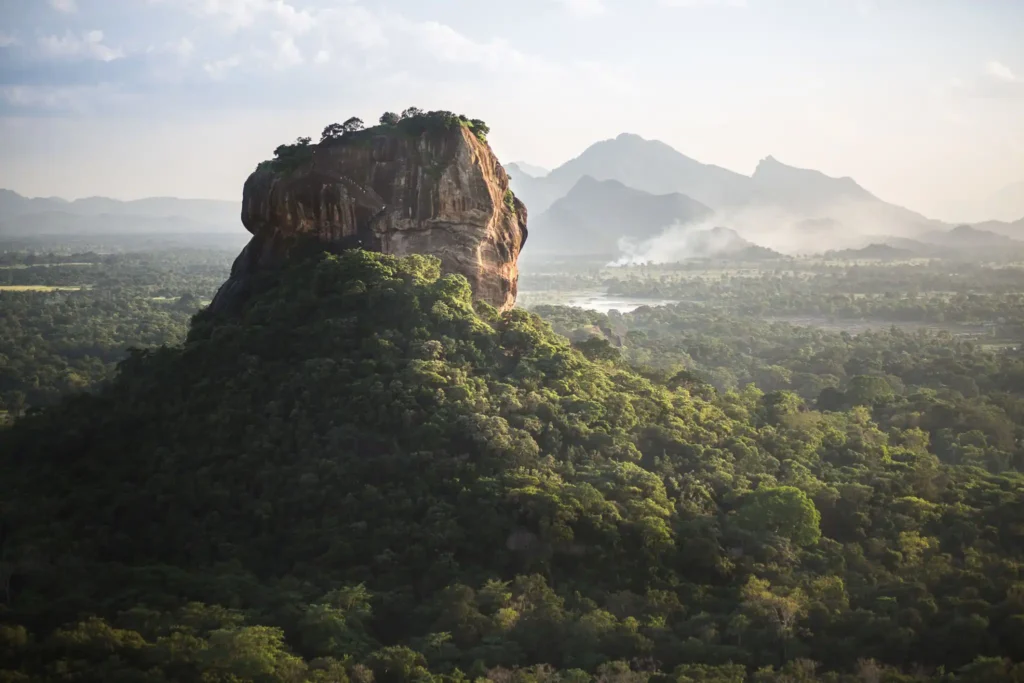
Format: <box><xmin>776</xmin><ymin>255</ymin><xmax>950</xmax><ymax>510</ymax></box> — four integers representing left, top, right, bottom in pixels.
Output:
<box><xmin>211</xmin><ymin>123</ymin><xmax>528</xmax><ymax>313</ymax></box>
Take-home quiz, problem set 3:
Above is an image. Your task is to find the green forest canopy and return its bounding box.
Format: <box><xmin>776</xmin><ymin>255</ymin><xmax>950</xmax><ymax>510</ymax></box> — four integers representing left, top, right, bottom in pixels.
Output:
<box><xmin>1</xmin><ymin>250</ymin><xmax>1023</xmax><ymax>681</ymax></box>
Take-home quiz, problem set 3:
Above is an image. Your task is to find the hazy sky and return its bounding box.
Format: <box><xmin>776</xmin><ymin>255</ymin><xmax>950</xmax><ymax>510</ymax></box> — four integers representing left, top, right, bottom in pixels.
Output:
<box><xmin>0</xmin><ymin>0</ymin><xmax>1022</xmax><ymax>221</ymax></box>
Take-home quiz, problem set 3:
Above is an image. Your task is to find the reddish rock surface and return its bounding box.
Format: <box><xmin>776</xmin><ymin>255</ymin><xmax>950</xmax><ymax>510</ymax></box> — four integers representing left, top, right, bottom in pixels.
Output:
<box><xmin>212</xmin><ymin>124</ymin><xmax>527</xmax><ymax>313</ymax></box>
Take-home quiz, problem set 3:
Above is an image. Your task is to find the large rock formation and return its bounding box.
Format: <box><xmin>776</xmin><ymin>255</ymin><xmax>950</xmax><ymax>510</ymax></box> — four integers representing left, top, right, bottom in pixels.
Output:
<box><xmin>211</xmin><ymin>120</ymin><xmax>528</xmax><ymax>313</ymax></box>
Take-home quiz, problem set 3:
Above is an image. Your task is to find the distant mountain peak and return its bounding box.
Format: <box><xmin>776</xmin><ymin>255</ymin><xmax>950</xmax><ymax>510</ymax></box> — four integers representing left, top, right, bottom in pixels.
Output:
<box><xmin>754</xmin><ymin>155</ymin><xmax>822</xmax><ymax>174</ymax></box>
<box><xmin>569</xmin><ymin>174</ymin><xmax>600</xmax><ymax>189</ymax></box>
<box><xmin>568</xmin><ymin>175</ymin><xmax>627</xmax><ymax>194</ymax></box>
<box><xmin>753</xmin><ymin>155</ymin><xmax>811</xmax><ymax>177</ymax></box>
<box><xmin>507</xmin><ymin>161</ymin><xmax>549</xmax><ymax>178</ymax></box>
<box><xmin>511</xmin><ymin>133</ymin><xmax>752</xmax><ymax>213</ymax></box>
<box><xmin>607</xmin><ymin>133</ymin><xmax>686</xmax><ymax>157</ymax></box>
<box><xmin>505</xmin><ymin>136</ymin><xmax>948</xmax><ymax>241</ymax></box>
<box><xmin>752</xmin><ymin>156</ymin><xmax>875</xmax><ymax>208</ymax></box>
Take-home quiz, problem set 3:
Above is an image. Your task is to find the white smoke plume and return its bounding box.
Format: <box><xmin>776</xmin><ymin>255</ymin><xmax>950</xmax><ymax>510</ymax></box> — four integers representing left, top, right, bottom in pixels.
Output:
<box><xmin>610</xmin><ymin>201</ymin><xmax>932</xmax><ymax>265</ymax></box>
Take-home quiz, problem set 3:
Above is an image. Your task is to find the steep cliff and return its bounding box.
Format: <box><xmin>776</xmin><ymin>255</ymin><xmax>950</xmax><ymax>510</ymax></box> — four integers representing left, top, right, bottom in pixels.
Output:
<box><xmin>211</xmin><ymin>115</ymin><xmax>528</xmax><ymax>312</ymax></box>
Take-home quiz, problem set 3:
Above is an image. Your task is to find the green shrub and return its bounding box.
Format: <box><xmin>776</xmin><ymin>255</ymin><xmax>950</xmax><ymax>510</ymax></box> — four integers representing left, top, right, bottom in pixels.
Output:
<box><xmin>259</xmin><ymin>110</ymin><xmax>491</xmax><ymax>173</ymax></box>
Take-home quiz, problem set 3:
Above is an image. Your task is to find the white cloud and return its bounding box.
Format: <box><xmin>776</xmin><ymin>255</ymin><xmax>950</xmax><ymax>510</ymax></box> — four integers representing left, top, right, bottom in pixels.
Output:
<box><xmin>659</xmin><ymin>0</ymin><xmax>746</xmax><ymax>6</ymax></box>
<box><xmin>148</xmin><ymin>37</ymin><xmax>195</xmax><ymax>62</ymax></box>
<box><xmin>203</xmin><ymin>55</ymin><xmax>242</xmax><ymax>79</ymax></box>
<box><xmin>270</xmin><ymin>31</ymin><xmax>303</xmax><ymax>69</ymax></box>
<box><xmin>38</xmin><ymin>30</ymin><xmax>124</xmax><ymax>62</ymax></box>
<box><xmin>986</xmin><ymin>61</ymin><xmax>1019</xmax><ymax>83</ymax></box>
<box><xmin>399</xmin><ymin>18</ymin><xmax>551</xmax><ymax>76</ymax></box>
<box><xmin>150</xmin><ymin>1</ymin><xmax>566</xmax><ymax>77</ymax></box>
<box><xmin>174</xmin><ymin>37</ymin><xmax>195</xmax><ymax>61</ymax></box>
<box><xmin>49</xmin><ymin>0</ymin><xmax>78</xmax><ymax>13</ymax></box>
<box><xmin>170</xmin><ymin>0</ymin><xmax>314</xmax><ymax>33</ymax></box>
<box><xmin>554</xmin><ymin>0</ymin><xmax>608</xmax><ymax>17</ymax></box>
<box><xmin>406</xmin><ymin>21</ymin><xmax>505</xmax><ymax>68</ymax></box>
<box><xmin>136</xmin><ymin>0</ymin><xmax>630</xmax><ymax>97</ymax></box>
<box><xmin>268</xmin><ymin>0</ymin><xmax>315</xmax><ymax>33</ymax></box>
<box><xmin>0</xmin><ymin>32</ymin><xmax>19</xmax><ymax>48</ymax></box>
<box><xmin>318</xmin><ymin>5</ymin><xmax>387</xmax><ymax>49</ymax></box>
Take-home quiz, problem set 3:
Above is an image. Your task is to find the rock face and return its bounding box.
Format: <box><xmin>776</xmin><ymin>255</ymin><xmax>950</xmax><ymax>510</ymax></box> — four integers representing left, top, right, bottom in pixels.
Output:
<box><xmin>211</xmin><ymin>124</ymin><xmax>528</xmax><ymax>313</ymax></box>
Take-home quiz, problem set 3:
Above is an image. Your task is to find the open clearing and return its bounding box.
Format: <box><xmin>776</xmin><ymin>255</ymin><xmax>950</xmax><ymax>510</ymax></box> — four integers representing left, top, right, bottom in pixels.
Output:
<box><xmin>0</xmin><ymin>285</ymin><xmax>84</xmax><ymax>292</ymax></box>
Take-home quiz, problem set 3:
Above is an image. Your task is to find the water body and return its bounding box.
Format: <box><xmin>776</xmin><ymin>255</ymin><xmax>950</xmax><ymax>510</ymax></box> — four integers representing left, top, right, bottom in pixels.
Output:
<box><xmin>519</xmin><ymin>290</ymin><xmax>679</xmax><ymax>314</ymax></box>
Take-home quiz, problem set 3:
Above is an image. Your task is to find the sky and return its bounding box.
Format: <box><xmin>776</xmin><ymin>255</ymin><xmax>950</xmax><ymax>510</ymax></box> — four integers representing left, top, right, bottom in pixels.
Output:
<box><xmin>0</xmin><ymin>0</ymin><xmax>1022</xmax><ymax>222</ymax></box>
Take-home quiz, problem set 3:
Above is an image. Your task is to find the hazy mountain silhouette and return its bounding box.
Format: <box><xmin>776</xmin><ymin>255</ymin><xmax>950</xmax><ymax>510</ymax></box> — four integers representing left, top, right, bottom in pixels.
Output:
<box><xmin>511</xmin><ymin>133</ymin><xmax>753</xmax><ymax>214</ymax></box>
<box><xmin>844</xmin><ymin>226</ymin><xmax>1024</xmax><ymax>259</ymax></box>
<box><xmin>750</xmin><ymin>156</ymin><xmax>943</xmax><ymax>237</ymax></box>
<box><xmin>508</xmin><ymin>135</ymin><xmax>956</xmax><ymax>254</ymax></box>
<box><xmin>507</xmin><ymin>161</ymin><xmax>549</xmax><ymax>178</ymax></box>
<box><xmin>0</xmin><ymin>189</ymin><xmax>241</xmax><ymax>235</ymax></box>
<box><xmin>751</xmin><ymin>156</ymin><xmax>874</xmax><ymax>209</ymax></box>
<box><xmin>974</xmin><ymin>214</ymin><xmax>1024</xmax><ymax>239</ymax></box>
<box><xmin>921</xmin><ymin>224</ymin><xmax>1022</xmax><ymax>249</ymax></box>
<box><xmin>528</xmin><ymin>176</ymin><xmax>712</xmax><ymax>256</ymax></box>
<box><xmin>824</xmin><ymin>243</ymin><xmax>917</xmax><ymax>260</ymax></box>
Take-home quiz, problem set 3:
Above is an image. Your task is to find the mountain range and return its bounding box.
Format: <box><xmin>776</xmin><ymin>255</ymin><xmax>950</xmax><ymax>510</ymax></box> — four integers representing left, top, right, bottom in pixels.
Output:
<box><xmin>824</xmin><ymin>225</ymin><xmax>1024</xmax><ymax>261</ymax></box>
<box><xmin>508</xmin><ymin>133</ymin><xmax>754</xmax><ymax>214</ymax></box>
<box><xmin>3</xmin><ymin>134</ymin><xmax>1021</xmax><ymax>261</ymax></box>
<box><xmin>0</xmin><ymin>189</ymin><xmax>242</xmax><ymax>236</ymax></box>
<box><xmin>509</xmin><ymin>134</ymin><xmax>1024</xmax><ymax>260</ymax></box>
